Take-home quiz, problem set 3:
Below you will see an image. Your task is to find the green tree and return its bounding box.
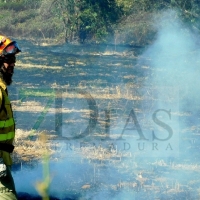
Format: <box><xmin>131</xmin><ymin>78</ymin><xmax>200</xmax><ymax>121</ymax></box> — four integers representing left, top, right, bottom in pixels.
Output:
<box><xmin>49</xmin><ymin>0</ymin><xmax>81</xmax><ymax>43</ymax></box>
<box><xmin>78</xmin><ymin>0</ymin><xmax>122</xmax><ymax>42</ymax></box>
<box><xmin>46</xmin><ymin>0</ymin><xmax>122</xmax><ymax>43</ymax></box>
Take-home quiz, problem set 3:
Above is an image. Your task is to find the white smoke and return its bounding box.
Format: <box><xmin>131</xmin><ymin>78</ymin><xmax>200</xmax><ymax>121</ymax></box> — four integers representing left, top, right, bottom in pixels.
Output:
<box><xmin>143</xmin><ymin>10</ymin><xmax>197</xmax><ymax>87</ymax></box>
<box><xmin>134</xmin><ymin>9</ymin><xmax>200</xmax><ymax>160</ymax></box>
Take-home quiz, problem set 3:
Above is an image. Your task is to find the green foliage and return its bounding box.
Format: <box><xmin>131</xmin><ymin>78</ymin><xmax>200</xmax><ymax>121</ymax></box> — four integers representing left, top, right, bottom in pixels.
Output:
<box><xmin>48</xmin><ymin>0</ymin><xmax>123</xmax><ymax>43</ymax></box>
<box><xmin>79</xmin><ymin>7</ymin><xmax>104</xmax><ymax>42</ymax></box>
<box><xmin>49</xmin><ymin>0</ymin><xmax>81</xmax><ymax>42</ymax></box>
<box><xmin>0</xmin><ymin>0</ymin><xmax>41</xmax><ymax>9</ymax></box>
<box><xmin>0</xmin><ymin>0</ymin><xmax>200</xmax><ymax>44</ymax></box>
<box><xmin>0</xmin><ymin>1</ymin><xmax>25</xmax><ymax>10</ymax></box>
<box><xmin>14</xmin><ymin>9</ymin><xmax>36</xmax><ymax>23</ymax></box>
<box><xmin>172</xmin><ymin>0</ymin><xmax>200</xmax><ymax>30</ymax></box>
<box><xmin>82</xmin><ymin>0</ymin><xmax>123</xmax><ymax>39</ymax></box>
<box><xmin>0</xmin><ymin>9</ymin><xmax>15</xmax><ymax>35</ymax></box>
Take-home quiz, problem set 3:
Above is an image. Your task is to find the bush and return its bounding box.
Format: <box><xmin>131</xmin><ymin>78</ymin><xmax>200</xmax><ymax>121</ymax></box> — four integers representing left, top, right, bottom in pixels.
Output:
<box><xmin>0</xmin><ymin>2</ymin><xmax>26</xmax><ymax>11</ymax></box>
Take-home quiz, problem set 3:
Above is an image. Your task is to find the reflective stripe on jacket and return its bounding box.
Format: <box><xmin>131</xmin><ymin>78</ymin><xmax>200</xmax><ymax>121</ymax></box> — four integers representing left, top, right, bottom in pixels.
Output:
<box><xmin>0</xmin><ymin>79</ymin><xmax>15</xmax><ymax>165</ymax></box>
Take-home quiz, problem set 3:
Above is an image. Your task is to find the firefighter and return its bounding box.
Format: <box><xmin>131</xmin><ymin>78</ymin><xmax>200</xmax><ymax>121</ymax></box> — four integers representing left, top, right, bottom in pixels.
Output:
<box><xmin>0</xmin><ymin>35</ymin><xmax>21</xmax><ymax>200</ymax></box>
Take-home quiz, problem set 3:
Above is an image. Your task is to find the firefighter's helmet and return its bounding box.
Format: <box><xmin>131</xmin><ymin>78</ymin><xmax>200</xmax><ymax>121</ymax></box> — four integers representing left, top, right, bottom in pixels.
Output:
<box><xmin>0</xmin><ymin>35</ymin><xmax>21</xmax><ymax>56</ymax></box>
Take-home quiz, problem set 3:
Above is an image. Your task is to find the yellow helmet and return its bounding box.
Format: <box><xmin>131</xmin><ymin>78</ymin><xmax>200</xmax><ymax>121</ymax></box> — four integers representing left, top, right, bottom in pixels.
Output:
<box><xmin>0</xmin><ymin>35</ymin><xmax>21</xmax><ymax>56</ymax></box>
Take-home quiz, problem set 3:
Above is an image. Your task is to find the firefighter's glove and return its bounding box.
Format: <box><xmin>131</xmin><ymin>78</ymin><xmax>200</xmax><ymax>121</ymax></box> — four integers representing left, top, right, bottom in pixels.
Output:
<box><xmin>0</xmin><ymin>158</ymin><xmax>7</xmax><ymax>179</ymax></box>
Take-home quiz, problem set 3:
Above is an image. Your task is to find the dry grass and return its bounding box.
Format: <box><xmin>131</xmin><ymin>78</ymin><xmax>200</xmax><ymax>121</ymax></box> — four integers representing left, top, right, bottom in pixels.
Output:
<box><xmin>13</xmin><ymin>129</ymin><xmax>56</xmax><ymax>163</ymax></box>
<box><xmin>17</xmin><ymin>62</ymin><xmax>62</xmax><ymax>69</ymax></box>
<box><xmin>11</xmin><ymin>83</ymin><xmax>182</xmax><ymax>162</ymax></box>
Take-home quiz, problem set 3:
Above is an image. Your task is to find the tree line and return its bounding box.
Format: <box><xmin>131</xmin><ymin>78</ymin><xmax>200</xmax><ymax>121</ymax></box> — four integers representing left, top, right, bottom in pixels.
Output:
<box><xmin>0</xmin><ymin>0</ymin><xmax>199</xmax><ymax>45</ymax></box>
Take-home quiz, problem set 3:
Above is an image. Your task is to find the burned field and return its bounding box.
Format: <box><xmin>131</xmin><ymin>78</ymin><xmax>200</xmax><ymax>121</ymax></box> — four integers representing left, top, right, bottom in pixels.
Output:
<box><xmin>8</xmin><ymin>40</ymin><xmax>200</xmax><ymax>199</ymax></box>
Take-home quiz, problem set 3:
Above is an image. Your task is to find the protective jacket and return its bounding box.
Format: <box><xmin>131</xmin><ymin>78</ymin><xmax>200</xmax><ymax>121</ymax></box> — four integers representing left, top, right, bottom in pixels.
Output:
<box><xmin>0</xmin><ymin>78</ymin><xmax>15</xmax><ymax>166</ymax></box>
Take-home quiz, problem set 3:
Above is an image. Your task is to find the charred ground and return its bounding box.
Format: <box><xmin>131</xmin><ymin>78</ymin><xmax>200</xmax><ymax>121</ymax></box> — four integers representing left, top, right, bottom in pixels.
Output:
<box><xmin>7</xmin><ymin>40</ymin><xmax>200</xmax><ymax>200</ymax></box>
